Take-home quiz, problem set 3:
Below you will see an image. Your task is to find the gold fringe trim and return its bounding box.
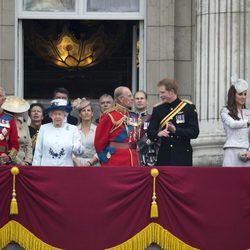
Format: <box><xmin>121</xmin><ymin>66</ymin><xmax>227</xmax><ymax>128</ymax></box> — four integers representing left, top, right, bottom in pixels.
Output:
<box><xmin>106</xmin><ymin>222</ymin><xmax>199</xmax><ymax>250</ymax></box>
<box><xmin>0</xmin><ymin>220</ymin><xmax>61</xmax><ymax>250</ymax></box>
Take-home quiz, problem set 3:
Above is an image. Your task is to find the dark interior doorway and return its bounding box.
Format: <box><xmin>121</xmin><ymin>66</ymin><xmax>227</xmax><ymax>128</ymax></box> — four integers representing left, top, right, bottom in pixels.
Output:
<box><xmin>23</xmin><ymin>19</ymin><xmax>138</xmax><ymax>100</ymax></box>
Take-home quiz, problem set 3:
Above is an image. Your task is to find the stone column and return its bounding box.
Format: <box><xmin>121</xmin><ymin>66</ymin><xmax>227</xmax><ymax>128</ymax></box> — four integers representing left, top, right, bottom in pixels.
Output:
<box><xmin>146</xmin><ymin>0</ymin><xmax>176</xmax><ymax>107</ymax></box>
<box><xmin>0</xmin><ymin>0</ymin><xmax>15</xmax><ymax>94</ymax></box>
<box><xmin>193</xmin><ymin>0</ymin><xmax>249</xmax><ymax>165</ymax></box>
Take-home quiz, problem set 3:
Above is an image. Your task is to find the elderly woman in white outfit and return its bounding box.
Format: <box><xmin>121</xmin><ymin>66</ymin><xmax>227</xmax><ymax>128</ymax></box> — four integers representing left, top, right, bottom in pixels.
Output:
<box><xmin>32</xmin><ymin>99</ymin><xmax>84</xmax><ymax>166</ymax></box>
<box><xmin>221</xmin><ymin>75</ymin><xmax>250</xmax><ymax>166</ymax></box>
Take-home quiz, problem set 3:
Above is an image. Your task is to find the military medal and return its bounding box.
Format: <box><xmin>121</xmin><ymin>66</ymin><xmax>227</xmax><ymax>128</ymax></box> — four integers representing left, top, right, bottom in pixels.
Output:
<box><xmin>176</xmin><ymin>114</ymin><xmax>185</xmax><ymax>124</ymax></box>
<box><xmin>2</xmin><ymin>128</ymin><xmax>7</xmax><ymax>135</ymax></box>
<box><xmin>143</xmin><ymin>121</ymin><xmax>149</xmax><ymax>130</ymax></box>
<box><xmin>127</xmin><ymin>117</ymin><xmax>139</xmax><ymax>126</ymax></box>
<box><xmin>0</xmin><ymin>119</ymin><xmax>10</xmax><ymax>128</ymax></box>
<box><xmin>106</xmin><ymin>152</ymin><xmax>111</xmax><ymax>159</ymax></box>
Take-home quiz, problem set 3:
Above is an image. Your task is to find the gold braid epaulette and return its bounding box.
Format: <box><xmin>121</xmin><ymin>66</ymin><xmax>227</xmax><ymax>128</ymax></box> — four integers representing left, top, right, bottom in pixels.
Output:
<box><xmin>182</xmin><ymin>99</ymin><xmax>193</xmax><ymax>105</ymax></box>
<box><xmin>105</xmin><ymin>104</ymin><xmax>128</xmax><ymax>134</ymax></box>
<box><xmin>31</xmin><ymin>132</ymin><xmax>38</xmax><ymax>149</ymax></box>
<box><xmin>7</xmin><ymin>148</ymin><xmax>18</xmax><ymax>162</ymax></box>
<box><xmin>107</xmin><ymin>113</ymin><xmax>126</xmax><ymax>134</ymax></box>
<box><xmin>104</xmin><ymin>103</ymin><xmax>128</xmax><ymax>114</ymax></box>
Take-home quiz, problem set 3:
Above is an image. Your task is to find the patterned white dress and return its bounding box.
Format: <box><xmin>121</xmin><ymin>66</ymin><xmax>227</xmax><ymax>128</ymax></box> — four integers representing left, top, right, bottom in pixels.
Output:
<box><xmin>75</xmin><ymin>123</ymin><xmax>100</xmax><ymax>166</ymax></box>
<box><xmin>32</xmin><ymin>123</ymin><xmax>83</xmax><ymax>166</ymax></box>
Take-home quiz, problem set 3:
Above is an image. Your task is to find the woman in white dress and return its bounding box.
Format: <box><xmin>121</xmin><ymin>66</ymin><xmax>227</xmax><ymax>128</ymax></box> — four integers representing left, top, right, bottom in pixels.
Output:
<box><xmin>220</xmin><ymin>75</ymin><xmax>250</xmax><ymax>166</ymax></box>
<box><xmin>32</xmin><ymin>99</ymin><xmax>84</xmax><ymax>166</ymax></box>
<box><xmin>72</xmin><ymin>98</ymin><xmax>99</xmax><ymax>166</ymax></box>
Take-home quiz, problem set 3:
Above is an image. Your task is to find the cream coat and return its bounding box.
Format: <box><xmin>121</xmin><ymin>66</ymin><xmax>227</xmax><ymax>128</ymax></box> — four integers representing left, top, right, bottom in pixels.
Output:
<box><xmin>220</xmin><ymin>107</ymin><xmax>250</xmax><ymax>149</ymax></box>
<box><xmin>14</xmin><ymin>118</ymin><xmax>33</xmax><ymax>165</ymax></box>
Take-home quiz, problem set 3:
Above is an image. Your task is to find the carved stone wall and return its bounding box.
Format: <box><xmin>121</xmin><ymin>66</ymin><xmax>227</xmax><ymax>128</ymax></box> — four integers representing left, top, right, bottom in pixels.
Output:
<box><xmin>193</xmin><ymin>0</ymin><xmax>250</xmax><ymax>165</ymax></box>
<box><xmin>0</xmin><ymin>0</ymin><xmax>15</xmax><ymax>94</ymax></box>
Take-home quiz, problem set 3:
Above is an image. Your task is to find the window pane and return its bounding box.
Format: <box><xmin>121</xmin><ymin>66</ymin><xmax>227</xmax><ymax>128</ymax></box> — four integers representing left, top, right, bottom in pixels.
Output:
<box><xmin>87</xmin><ymin>0</ymin><xmax>139</xmax><ymax>12</ymax></box>
<box><xmin>23</xmin><ymin>0</ymin><xmax>75</xmax><ymax>12</ymax></box>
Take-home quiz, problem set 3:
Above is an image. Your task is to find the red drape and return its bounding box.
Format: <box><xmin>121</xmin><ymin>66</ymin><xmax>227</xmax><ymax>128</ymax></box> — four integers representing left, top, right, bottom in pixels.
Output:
<box><xmin>0</xmin><ymin>166</ymin><xmax>250</xmax><ymax>250</ymax></box>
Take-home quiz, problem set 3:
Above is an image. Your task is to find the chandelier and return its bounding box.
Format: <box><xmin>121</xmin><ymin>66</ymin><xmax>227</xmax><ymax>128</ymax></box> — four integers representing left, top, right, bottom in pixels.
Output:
<box><xmin>48</xmin><ymin>26</ymin><xmax>106</xmax><ymax>69</ymax></box>
<box><xmin>25</xmin><ymin>21</ymin><xmax>125</xmax><ymax>70</ymax></box>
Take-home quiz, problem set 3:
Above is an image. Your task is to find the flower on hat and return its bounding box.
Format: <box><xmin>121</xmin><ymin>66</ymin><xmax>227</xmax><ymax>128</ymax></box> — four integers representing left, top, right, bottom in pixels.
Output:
<box><xmin>46</xmin><ymin>98</ymin><xmax>72</xmax><ymax>113</ymax></box>
<box><xmin>71</xmin><ymin>98</ymin><xmax>85</xmax><ymax>110</ymax></box>
<box><xmin>72</xmin><ymin>98</ymin><xmax>90</xmax><ymax>111</ymax></box>
<box><xmin>51</xmin><ymin>99</ymin><xmax>67</xmax><ymax>107</ymax></box>
<box><xmin>231</xmin><ymin>74</ymin><xmax>248</xmax><ymax>93</ymax></box>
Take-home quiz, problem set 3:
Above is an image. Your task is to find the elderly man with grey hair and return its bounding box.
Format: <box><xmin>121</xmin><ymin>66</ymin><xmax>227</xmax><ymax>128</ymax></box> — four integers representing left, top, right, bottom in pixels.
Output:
<box><xmin>94</xmin><ymin>86</ymin><xmax>141</xmax><ymax>167</ymax></box>
<box><xmin>95</xmin><ymin>93</ymin><xmax>113</xmax><ymax>124</ymax></box>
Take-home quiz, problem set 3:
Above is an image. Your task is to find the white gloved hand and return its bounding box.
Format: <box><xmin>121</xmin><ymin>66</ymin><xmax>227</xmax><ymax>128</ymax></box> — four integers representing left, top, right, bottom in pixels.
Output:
<box><xmin>73</xmin><ymin>141</ymin><xmax>84</xmax><ymax>156</ymax></box>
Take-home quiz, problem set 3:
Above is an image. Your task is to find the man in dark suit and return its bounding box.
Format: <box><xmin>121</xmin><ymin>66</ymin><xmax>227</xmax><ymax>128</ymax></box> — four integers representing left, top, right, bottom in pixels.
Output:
<box><xmin>43</xmin><ymin>87</ymin><xmax>78</xmax><ymax>125</ymax></box>
<box><xmin>147</xmin><ymin>78</ymin><xmax>199</xmax><ymax>166</ymax></box>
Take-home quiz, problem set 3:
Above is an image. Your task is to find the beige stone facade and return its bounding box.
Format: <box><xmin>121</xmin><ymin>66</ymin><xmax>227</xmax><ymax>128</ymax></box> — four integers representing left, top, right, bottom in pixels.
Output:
<box><xmin>146</xmin><ymin>0</ymin><xmax>194</xmax><ymax>108</ymax></box>
<box><xmin>0</xmin><ymin>0</ymin><xmax>15</xmax><ymax>94</ymax></box>
<box><xmin>2</xmin><ymin>0</ymin><xmax>250</xmax><ymax>166</ymax></box>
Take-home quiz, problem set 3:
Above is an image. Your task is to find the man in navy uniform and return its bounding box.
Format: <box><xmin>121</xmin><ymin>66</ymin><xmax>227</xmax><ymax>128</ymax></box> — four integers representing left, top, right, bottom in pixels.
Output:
<box><xmin>147</xmin><ymin>78</ymin><xmax>199</xmax><ymax>166</ymax></box>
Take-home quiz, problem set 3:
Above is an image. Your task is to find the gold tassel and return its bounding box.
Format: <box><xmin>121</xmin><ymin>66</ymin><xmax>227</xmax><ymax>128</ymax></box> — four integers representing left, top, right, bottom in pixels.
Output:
<box><xmin>150</xmin><ymin>168</ymin><xmax>159</xmax><ymax>218</ymax></box>
<box><xmin>150</xmin><ymin>201</ymin><xmax>158</xmax><ymax>218</ymax></box>
<box><xmin>10</xmin><ymin>166</ymin><xmax>19</xmax><ymax>215</ymax></box>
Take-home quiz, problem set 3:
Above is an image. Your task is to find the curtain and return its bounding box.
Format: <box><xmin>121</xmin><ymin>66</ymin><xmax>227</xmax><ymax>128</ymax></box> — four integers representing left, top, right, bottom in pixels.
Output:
<box><xmin>87</xmin><ymin>0</ymin><xmax>139</xmax><ymax>12</ymax></box>
<box><xmin>0</xmin><ymin>166</ymin><xmax>250</xmax><ymax>250</ymax></box>
<box><xmin>23</xmin><ymin>0</ymin><xmax>75</xmax><ymax>12</ymax></box>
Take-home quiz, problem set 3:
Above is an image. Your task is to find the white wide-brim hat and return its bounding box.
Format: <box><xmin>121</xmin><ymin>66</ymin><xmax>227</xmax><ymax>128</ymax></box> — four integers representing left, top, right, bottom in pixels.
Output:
<box><xmin>46</xmin><ymin>98</ymin><xmax>72</xmax><ymax>113</ymax></box>
<box><xmin>231</xmin><ymin>75</ymin><xmax>248</xmax><ymax>93</ymax></box>
<box><xmin>2</xmin><ymin>96</ymin><xmax>30</xmax><ymax>113</ymax></box>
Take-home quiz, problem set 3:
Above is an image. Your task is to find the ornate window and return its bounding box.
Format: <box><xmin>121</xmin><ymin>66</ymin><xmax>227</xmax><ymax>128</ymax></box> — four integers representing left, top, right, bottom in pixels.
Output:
<box><xmin>23</xmin><ymin>0</ymin><xmax>75</xmax><ymax>12</ymax></box>
<box><xmin>15</xmin><ymin>0</ymin><xmax>145</xmax><ymax>99</ymax></box>
<box><xmin>87</xmin><ymin>0</ymin><xmax>139</xmax><ymax>12</ymax></box>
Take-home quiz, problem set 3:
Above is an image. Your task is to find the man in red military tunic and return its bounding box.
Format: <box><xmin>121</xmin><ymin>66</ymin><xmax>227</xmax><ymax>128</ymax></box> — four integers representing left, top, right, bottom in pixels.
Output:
<box><xmin>94</xmin><ymin>86</ymin><xmax>141</xmax><ymax>167</ymax></box>
<box><xmin>0</xmin><ymin>86</ymin><xmax>19</xmax><ymax>164</ymax></box>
